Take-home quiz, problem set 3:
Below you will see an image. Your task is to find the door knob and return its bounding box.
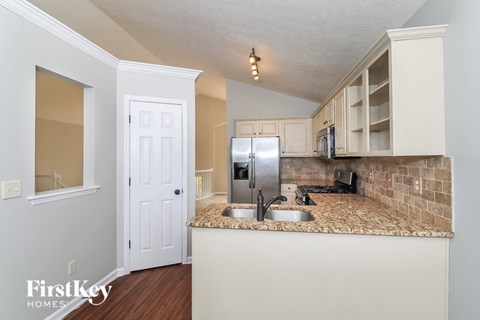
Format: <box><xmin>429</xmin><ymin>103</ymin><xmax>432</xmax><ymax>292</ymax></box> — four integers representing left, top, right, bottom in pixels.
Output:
<box><xmin>174</xmin><ymin>189</ymin><xmax>181</xmax><ymax>195</ymax></box>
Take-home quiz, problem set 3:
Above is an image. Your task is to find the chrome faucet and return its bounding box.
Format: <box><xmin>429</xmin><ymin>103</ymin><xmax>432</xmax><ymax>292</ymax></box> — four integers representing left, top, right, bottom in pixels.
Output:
<box><xmin>256</xmin><ymin>189</ymin><xmax>287</xmax><ymax>221</ymax></box>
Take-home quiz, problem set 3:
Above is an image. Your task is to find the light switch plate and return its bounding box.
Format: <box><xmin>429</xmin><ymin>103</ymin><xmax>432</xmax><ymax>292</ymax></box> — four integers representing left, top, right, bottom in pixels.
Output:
<box><xmin>68</xmin><ymin>259</ymin><xmax>76</xmax><ymax>276</ymax></box>
<box><xmin>1</xmin><ymin>180</ymin><xmax>22</xmax><ymax>199</ymax></box>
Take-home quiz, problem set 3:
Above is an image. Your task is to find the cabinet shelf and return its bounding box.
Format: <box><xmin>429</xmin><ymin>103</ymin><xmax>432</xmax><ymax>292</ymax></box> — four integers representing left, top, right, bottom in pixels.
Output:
<box><xmin>369</xmin><ymin>118</ymin><xmax>390</xmax><ymax>132</ymax></box>
<box><xmin>369</xmin><ymin>81</ymin><xmax>389</xmax><ymax>106</ymax></box>
<box><xmin>322</xmin><ymin>25</ymin><xmax>446</xmax><ymax>157</ymax></box>
<box><xmin>369</xmin><ymin>79</ymin><xmax>389</xmax><ymax>95</ymax></box>
<box><xmin>350</xmin><ymin>98</ymin><xmax>363</xmax><ymax>108</ymax></box>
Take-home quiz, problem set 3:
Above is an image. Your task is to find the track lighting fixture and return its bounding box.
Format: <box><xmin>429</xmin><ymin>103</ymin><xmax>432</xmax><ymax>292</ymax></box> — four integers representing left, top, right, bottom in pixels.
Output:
<box><xmin>249</xmin><ymin>48</ymin><xmax>261</xmax><ymax>81</ymax></box>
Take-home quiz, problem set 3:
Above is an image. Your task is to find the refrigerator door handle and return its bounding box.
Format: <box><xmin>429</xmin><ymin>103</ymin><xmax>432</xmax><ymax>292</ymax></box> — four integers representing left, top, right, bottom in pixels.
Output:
<box><xmin>248</xmin><ymin>153</ymin><xmax>253</xmax><ymax>189</ymax></box>
<box><xmin>251</xmin><ymin>152</ymin><xmax>256</xmax><ymax>189</ymax></box>
<box><xmin>248</xmin><ymin>152</ymin><xmax>256</xmax><ymax>189</ymax></box>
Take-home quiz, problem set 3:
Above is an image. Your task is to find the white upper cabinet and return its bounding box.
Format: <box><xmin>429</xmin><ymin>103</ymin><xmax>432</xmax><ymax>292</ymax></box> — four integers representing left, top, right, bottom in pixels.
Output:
<box><xmin>314</xmin><ymin>25</ymin><xmax>447</xmax><ymax>157</ymax></box>
<box><xmin>235</xmin><ymin>118</ymin><xmax>312</xmax><ymax>157</ymax></box>
<box><xmin>322</xmin><ymin>100</ymin><xmax>335</xmax><ymax>129</ymax></box>
<box><xmin>347</xmin><ymin>73</ymin><xmax>367</xmax><ymax>154</ymax></box>
<box><xmin>315</xmin><ymin>100</ymin><xmax>335</xmax><ymax>132</ymax></box>
<box><xmin>235</xmin><ymin>121</ymin><xmax>256</xmax><ymax>137</ymax></box>
<box><xmin>280</xmin><ymin>119</ymin><xmax>312</xmax><ymax>157</ymax></box>
<box><xmin>333</xmin><ymin>89</ymin><xmax>346</xmax><ymax>156</ymax></box>
<box><xmin>312</xmin><ymin>98</ymin><xmax>336</xmax><ymax>154</ymax></box>
<box><xmin>311</xmin><ymin>112</ymin><xmax>321</xmax><ymax>154</ymax></box>
<box><xmin>235</xmin><ymin>120</ymin><xmax>279</xmax><ymax>137</ymax></box>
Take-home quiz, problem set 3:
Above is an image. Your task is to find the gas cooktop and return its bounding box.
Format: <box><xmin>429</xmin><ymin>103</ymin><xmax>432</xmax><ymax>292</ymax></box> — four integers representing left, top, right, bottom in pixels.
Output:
<box><xmin>297</xmin><ymin>185</ymin><xmax>349</xmax><ymax>194</ymax></box>
<box><xmin>295</xmin><ymin>170</ymin><xmax>357</xmax><ymax>205</ymax></box>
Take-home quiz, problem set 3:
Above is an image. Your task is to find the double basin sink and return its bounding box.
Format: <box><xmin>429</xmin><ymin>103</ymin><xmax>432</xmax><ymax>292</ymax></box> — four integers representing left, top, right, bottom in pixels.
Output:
<box><xmin>222</xmin><ymin>208</ymin><xmax>315</xmax><ymax>222</ymax></box>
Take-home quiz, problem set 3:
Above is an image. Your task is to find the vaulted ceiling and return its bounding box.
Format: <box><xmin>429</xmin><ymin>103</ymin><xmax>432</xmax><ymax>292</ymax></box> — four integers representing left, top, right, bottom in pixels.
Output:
<box><xmin>28</xmin><ymin>0</ymin><xmax>427</xmax><ymax>103</ymax></box>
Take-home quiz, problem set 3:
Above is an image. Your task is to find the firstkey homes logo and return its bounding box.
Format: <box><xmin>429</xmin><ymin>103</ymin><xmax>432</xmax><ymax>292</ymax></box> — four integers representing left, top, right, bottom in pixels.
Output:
<box><xmin>26</xmin><ymin>280</ymin><xmax>112</xmax><ymax>308</ymax></box>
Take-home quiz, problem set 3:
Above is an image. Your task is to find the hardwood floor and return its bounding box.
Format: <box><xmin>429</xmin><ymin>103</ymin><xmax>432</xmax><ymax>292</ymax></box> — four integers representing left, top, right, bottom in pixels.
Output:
<box><xmin>65</xmin><ymin>264</ymin><xmax>192</xmax><ymax>320</ymax></box>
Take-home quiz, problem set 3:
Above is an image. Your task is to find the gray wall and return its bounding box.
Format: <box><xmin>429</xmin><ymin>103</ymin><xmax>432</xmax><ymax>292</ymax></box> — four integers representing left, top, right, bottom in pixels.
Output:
<box><xmin>404</xmin><ymin>0</ymin><xmax>480</xmax><ymax>318</ymax></box>
<box><xmin>226</xmin><ymin>80</ymin><xmax>318</xmax><ymax>139</ymax></box>
<box><xmin>226</xmin><ymin>80</ymin><xmax>318</xmax><ymax>200</ymax></box>
<box><xmin>196</xmin><ymin>94</ymin><xmax>227</xmax><ymax>193</ymax></box>
<box><xmin>0</xmin><ymin>5</ymin><xmax>117</xmax><ymax>320</ymax></box>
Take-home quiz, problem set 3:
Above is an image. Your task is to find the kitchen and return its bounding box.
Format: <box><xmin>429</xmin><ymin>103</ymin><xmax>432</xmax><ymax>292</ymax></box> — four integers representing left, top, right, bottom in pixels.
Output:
<box><xmin>190</xmin><ymin>24</ymin><xmax>452</xmax><ymax>319</ymax></box>
<box><xmin>1</xmin><ymin>1</ymin><xmax>479</xmax><ymax>320</ymax></box>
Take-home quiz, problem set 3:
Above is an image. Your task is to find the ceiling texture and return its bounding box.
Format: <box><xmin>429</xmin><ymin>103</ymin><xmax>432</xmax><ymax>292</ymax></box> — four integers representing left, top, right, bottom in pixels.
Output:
<box><xmin>28</xmin><ymin>0</ymin><xmax>428</xmax><ymax>103</ymax></box>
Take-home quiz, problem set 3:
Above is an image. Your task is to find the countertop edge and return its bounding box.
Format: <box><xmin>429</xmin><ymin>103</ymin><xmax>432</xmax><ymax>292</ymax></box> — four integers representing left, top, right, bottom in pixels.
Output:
<box><xmin>188</xmin><ymin>198</ymin><xmax>453</xmax><ymax>238</ymax></box>
<box><xmin>187</xmin><ymin>221</ymin><xmax>454</xmax><ymax>238</ymax></box>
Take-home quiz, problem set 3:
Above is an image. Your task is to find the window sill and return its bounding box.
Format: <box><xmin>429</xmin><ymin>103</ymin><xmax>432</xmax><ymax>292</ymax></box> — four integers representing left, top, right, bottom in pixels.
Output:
<box><xmin>28</xmin><ymin>185</ymin><xmax>101</xmax><ymax>205</ymax></box>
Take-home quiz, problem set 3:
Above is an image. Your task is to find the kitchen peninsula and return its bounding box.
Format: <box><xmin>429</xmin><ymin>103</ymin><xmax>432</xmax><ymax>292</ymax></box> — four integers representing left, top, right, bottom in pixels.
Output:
<box><xmin>188</xmin><ymin>195</ymin><xmax>452</xmax><ymax>320</ymax></box>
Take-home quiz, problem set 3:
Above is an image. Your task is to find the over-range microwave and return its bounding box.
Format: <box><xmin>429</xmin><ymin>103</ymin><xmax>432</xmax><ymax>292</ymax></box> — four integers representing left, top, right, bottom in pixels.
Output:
<box><xmin>316</xmin><ymin>126</ymin><xmax>335</xmax><ymax>159</ymax></box>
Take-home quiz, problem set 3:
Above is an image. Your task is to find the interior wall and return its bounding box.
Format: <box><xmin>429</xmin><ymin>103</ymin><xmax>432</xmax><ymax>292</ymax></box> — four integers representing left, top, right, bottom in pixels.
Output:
<box><xmin>28</xmin><ymin>0</ymin><xmax>163</xmax><ymax>64</ymax></box>
<box><xmin>213</xmin><ymin>123</ymin><xmax>227</xmax><ymax>193</ymax></box>
<box><xmin>226</xmin><ymin>80</ymin><xmax>319</xmax><ymax>200</ymax></box>
<box><xmin>195</xmin><ymin>94</ymin><xmax>226</xmax><ymax>170</ymax></box>
<box><xmin>403</xmin><ymin>0</ymin><xmax>480</xmax><ymax>318</ymax></box>
<box><xmin>195</xmin><ymin>94</ymin><xmax>227</xmax><ymax>193</ymax></box>
<box><xmin>0</xmin><ymin>4</ymin><xmax>117</xmax><ymax>320</ymax></box>
<box><xmin>226</xmin><ymin>80</ymin><xmax>318</xmax><ymax>136</ymax></box>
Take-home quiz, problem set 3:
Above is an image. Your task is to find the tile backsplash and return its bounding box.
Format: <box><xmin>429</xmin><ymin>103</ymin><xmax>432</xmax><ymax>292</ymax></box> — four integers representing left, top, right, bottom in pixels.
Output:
<box><xmin>326</xmin><ymin>156</ymin><xmax>453</xmax><ymax>230</ymax></box>
<box><xmin>280</xmin><ymin>158</ymin><xmax>327</xmax><ymax>180</ymax></box>
<box><xmin>282</xmin><ymin>156</ymin><xmax>453</xmax><ymax>231</ymax></box>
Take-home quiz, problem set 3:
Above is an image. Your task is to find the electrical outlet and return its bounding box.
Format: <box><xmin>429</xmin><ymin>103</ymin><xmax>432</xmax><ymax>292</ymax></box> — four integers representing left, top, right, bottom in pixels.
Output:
<box><xmin>369</xmin><ymin>171</ymin><xmax>373</xmax><ymax>182</ymax></box>
<box><xmin>1</xmin><ymin>180</ymin><xmax>22</xmax><ymax>199</ymax></box>
<box><xmin>414</xmin><ymin>179</ymin><xmax>422</xmax><ymax>194</ymax></box>
<box><xmin>68</xmin><ymin>260</ymin><xmax>76</xmax><ymax>276</ymax></box>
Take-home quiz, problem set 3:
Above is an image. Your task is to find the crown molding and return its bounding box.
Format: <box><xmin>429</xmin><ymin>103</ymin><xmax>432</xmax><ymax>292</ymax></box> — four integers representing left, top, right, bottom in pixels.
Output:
<box><xmin>0</xmin><ymin>0</ymin><xmax>119</xmax><ymax>69</ymax></box>
<box><xmin>118</xmin><ymin>60</ymin><xmax>202</xmax><ymax>80</ymax></box>
<box><xmin>316</xmin><ymin>24</ymin><xmax>448</xmax><ymax>110</ymax></box>
<box><xmin>1</xmin><ymin>0</ymin><xmax>204</xmax><ymax>79</ymax></box>
<box><xmin>387</xmin><ymin>24</ymin><xmax>448</xmax><ymax>42</ymax></box>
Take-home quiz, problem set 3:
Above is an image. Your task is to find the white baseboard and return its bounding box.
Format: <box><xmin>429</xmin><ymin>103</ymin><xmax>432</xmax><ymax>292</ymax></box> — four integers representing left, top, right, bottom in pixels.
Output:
<box><xmin>116</xmin><ymin>267</ymin><xmax>126</xmax><ymax>277</ymax></box>
<box><xmin>186</xmin><ymin>256</ymin><xmax>192</xmax><ymax>264</ymax></box>
<box><xmin>44</xmin><ymin>268</ymin><xmax>122</xmax><ymax>320</ymax></box>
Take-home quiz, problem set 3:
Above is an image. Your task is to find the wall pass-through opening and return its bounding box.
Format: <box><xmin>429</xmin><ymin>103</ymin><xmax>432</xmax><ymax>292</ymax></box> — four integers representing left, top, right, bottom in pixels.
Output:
<box><xmin>35</xmin><ymin>67</ymin><xmax>86</xmax><ymax>193</ymax></box>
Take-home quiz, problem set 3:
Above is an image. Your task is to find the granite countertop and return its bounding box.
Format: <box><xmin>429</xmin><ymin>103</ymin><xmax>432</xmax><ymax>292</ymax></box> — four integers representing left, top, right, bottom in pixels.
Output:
<box><xmin>187</xmin><ymin>194</ymin><xmax>453</xmax><ymax>238</ymax></box>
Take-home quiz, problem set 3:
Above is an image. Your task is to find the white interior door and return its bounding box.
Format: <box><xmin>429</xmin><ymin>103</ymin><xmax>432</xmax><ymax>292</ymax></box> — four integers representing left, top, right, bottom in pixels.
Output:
<box><xmin>129</xmin><ymin>100</ymin><xmax>183</xmax><ymax>271</ymax></box>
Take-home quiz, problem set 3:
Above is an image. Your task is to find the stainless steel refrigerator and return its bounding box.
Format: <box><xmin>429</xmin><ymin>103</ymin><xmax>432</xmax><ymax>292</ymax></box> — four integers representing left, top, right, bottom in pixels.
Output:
<box><xmin>231</xmin><ymin>137</ymin><xmax>280</xmax><ymax>203</ymax></box>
